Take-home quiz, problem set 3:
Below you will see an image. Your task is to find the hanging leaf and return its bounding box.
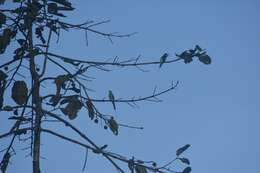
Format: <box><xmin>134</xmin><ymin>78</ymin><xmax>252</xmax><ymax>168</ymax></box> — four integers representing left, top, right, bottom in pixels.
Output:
<box><xmin>159</xmin><ymin>53</ymin><xmax>168</xmax><ymax>68</ymax></box>
<box><xmin>0</xmin><ymin>0</ymin><xmax>6</xmax><ymax>5</ymax></box>
<box><xmin>27</xmin><ymin>1</ymin><xmax>42</xmax><ymax>19</ymax></box>
<box><xmin>135</xmin><ymin>165</ymin><xmax>148</xmax><ymax>173</ymax></box>
<box><xmin>0</xmin><ymin>70</ymin><xmax>7</xmax><ymax>109</ymax></box>
<box><xmin>49</xmin><ymin>0</ymin><xmax>72</xmax><ymax>8</ymax></box>
<box><xmin>108</xmin><ymin>117</ymin><xmax>118</xmax><ymax>135</ymax></box>
<box><xmin>3</xmin><ymin>106</ymin><xmax>13</xmax><ymax>111</ymax></box>
<box><xmin>13</xmin><ymin>7</ymin><xmax>27</xmax><ymax>15</ymax></box>
<box><xmin>60</xmin><ymin>96</ymin><xmax>83</xmax><ymax>120</ymax></box>
<box><xmin>35</xmin><ymin>26</ymin><xmax>46</xmax><ymax>44</ymax></box>
<box><xmin>48</xmin><ymin>3</ymin><xmax>58</xmax><ymax>14</ymax></box>
<box><xmin>176</xmin><ymin>51</ymin><xmax>193</xmax><ymax>64</ymax></box>
<box><xmin>86</xmin><ymin>100</ymin><xmax>95</xmax><ymax>120</ymax></box>
<box><xmin>0</xmin><ymin>28</ymin><xmax>12</xmax><ymax>54</ymax></box>
<box><xmin>57</xmin><ymin>6</ymin><xmax>74</xmax><ymax>11</ymax></box>
<box><xmin>55</xmin><ymin>74</ymin><xmax>71</xmax><ymax>88</ymax></box>
<box><xmin>108</xmin><ymin>90</ymin><xmax>116</xmax><ymax>110</ymax></box>
<box><xmin>50</xmin><ymin>74</ymin><xmax>71</xmax><ymax>106</ymax></box>
<box><xmin>14</xmin><ymin>128</ymin><xmax>27</xmax><ymax>135</ymax></box>
<box><xmin>13</xmin><ymin>47</ymin><xmax>25</xmax><ymax>59</ymax></box>
<box><xmin>0</xmin><ymin>12</ymin><xmax>6</xmax><ymax>28</ymax></box>
<box><xmin>197</xmin><ymin>54</ymin><xmax>211</xmax><ymax>65</ymax></box>
<box><xmin>176</xmin><ymin>144</ymin><xmax>191</xmax><ymax>156</ymax></box>
<box><xmin>47</xmin><ymin>3</ymin><xmax>66</xmax><ymax>17</ymax></box>
<box><xmin>182</xmin><ymin>166</ymin><xmax>192</xmax><ymax>173</ymax></box>
<box><xmin>0</xmin><ymin>70</ymin><xmax>7</xmax><ymax>81</ymax></box>
<box><xmin>11</xmin><ymin>81</ymin><xmax>28</xmax><ymax>105</ymax></box>
<box><xmin>179</xmin><ymin>157</ymin><xmax>190</xmax><ymax>165</ymax></box>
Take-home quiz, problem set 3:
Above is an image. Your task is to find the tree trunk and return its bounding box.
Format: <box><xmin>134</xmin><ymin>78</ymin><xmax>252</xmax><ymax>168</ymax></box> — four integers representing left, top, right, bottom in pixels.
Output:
<box><xmin>28</xmin><ymin>11</ymin><xmax>42</xmax><ymax>173</ymax></box>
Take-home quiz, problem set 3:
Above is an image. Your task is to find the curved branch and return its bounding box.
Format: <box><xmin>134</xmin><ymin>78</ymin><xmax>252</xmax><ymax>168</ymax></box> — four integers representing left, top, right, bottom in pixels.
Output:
<box><xmin>41</xmin><ymin>81</ymin><xmax>179</xmax><ymax>104</ymax></box>
<box><xmin>57</xmin><ymin>20</ymin><xmax>137</xmax><ymax>38</ymax></box>
<box><xmin>42</xmin><ymin>52</ymin><xmax>182</xmax><ymax>68</ymax></box>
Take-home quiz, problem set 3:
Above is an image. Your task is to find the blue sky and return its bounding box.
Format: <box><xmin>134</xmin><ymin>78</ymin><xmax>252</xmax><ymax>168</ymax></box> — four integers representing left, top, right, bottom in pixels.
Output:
<box><xmin>0</xmin><ymin>0</ymin><xmax>259</xmax><ymax>173</ymax></box>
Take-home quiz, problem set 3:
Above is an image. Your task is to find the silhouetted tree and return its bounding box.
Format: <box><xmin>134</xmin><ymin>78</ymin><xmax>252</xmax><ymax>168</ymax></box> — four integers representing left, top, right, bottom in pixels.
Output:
<box><xmin>0</xmin><ymin>1</ymin><xmax>211</xmax><ymax>173</ymax></box>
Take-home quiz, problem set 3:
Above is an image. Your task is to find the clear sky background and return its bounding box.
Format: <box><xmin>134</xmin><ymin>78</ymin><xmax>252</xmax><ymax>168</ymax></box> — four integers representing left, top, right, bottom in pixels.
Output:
<box><xmin>0</xmin><ymin>0</ymin><xmax>259</xmax><ymax>173</ymax></box>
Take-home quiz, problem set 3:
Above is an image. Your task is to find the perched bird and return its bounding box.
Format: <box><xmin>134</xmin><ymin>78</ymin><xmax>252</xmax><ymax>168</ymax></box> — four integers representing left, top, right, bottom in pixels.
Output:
<box><xmin>108</xmin><ymin>90</ymin><xmax>116</xmax><ymax>110</ymax></box>
<box><xmin>159</xmin><ymin>53</ymin><xmax>168</xmax><ymax>68</ymax></box>
<box><xmin>108</xmin><ymin>117</ymin><xmax>118</xmax><ymax>135</ymax></box>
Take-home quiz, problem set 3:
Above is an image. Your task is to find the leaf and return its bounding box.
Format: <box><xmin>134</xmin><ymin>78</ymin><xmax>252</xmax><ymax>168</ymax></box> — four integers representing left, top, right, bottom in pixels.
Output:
<box><xmin>0</xmin><ymin>70</ymin><xmax>7</xmax><ymax>81</ymax></box>
<box><xmin>55</xmin><ymin>74</ymin><xmax>71</xmax><ymax>87</ymax></box>
<box><xmin>0</xmin><ymin>28</ymin><xmax>13</xmax><ymax>54</ymax></box>
<box><xmin>13</xmin><ymin>47</ymin><xmax>24</xmax><ymax>59</ymax></box>
<box><xmin>52</xmin><ymin>74</ymin><xmax>71</xmax><ymax>105</ymax></box>
<box><xmin>135</xmin><ymin>165</ymin><xmax>148</xmax><ymax>173</ymax></box>
<box><xmin>47</xmin><ymin>3</ymin><xmax>66</xmax><ymax>17</ymax></box>
<box><xmin>57</xmin><ymin>6</ymin><xmax>74</xmax><ymax>11</ymax></box>
<box><xmin>108</xmin><ymin>90</ymin><xmax>116</xmax><ymax>110</ymax></box>
<box><xmin>0</xmin><ymin>70</ymin><xmax>7</xmax><ymax>109</ymax></box>
<box><xmin>179</xmin><ymin>157</ymin><xmax>190</xmax><ymax>165</ymax></box>
<box><xmin>49</xmin><ymin>0</ymin><xmax>72</xmax><ymax>8</ymax></box>
<box><xmin>198</xmin><ymin>54</ymin><xmax>211</xmax><ymax>65</ymax></box>
<box><xmin>176</xmin><ymin>144</ymin><xmax>191</xmax><ymax>156</ymax></box>
<box><xmin>86</xmin><ymin>100</ymin><xmax>95</xmax><ymax>120</ymax></box>
<box><xmin>108</xmin><ymin>117</ymin><xmax>118</xmax><ymax>135</ymax></box>
<box><xmin>48</xmin><ymin>3</ymin><xmax>58</xmax><ymax>14</ymax></box>
<box><xmin>176</xmin><ymin>51</ymin><xmax>193</xmax><ymax>64</ymax></box>
<box><xmin>14</xmin><ymin>129</ymin><xmax>27</xmax><ymax>135</ymax></box>
<box><xmin>0</xmin><ymin>12</ymin><xmax>6</xmax><ymax>27</ymax></box>
<box><xmin>0</xmin><ymin>0</ymin><xmax>5</xmax><ymax>5</ymax></box>
<box><xmin>159</xmin><ymin>53</ymin><xmax>168</xmax><ymax>68</ymax></box>
<box><xmin>13</xmin><ymin>7</ymin><xmax>27</xmax><ymax>14</ymax></box>
<box><xmin>35</xmin><ymin>27</ymin><xmax>45</xmax><ymax>44</ymax></box>
<box><xmin>60</xmin><ymin>97</ymin><xmax>83</xmax><ymax>120</ymax></box>
<box><xmin>11</xmin><ymin>81</ymin><xmax>28</xmax><ymax>105</ymax></box>
<box><xmin>3</xmin><ymin>106</ymin><xmax>13</xmax><ymax>111</ymax></box>
<box><xmin>182</xmin><ymin>166</ymin><xmax>192</xmax><ymax>173</ymax></box>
